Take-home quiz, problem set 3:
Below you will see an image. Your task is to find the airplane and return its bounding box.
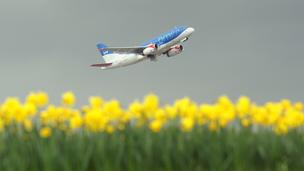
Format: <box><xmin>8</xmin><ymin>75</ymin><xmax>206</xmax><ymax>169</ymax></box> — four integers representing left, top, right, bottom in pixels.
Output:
<box><xmin>91</xmin><ymin>26</ymin><xmax>195</xmax><ymax>69</ymax></box>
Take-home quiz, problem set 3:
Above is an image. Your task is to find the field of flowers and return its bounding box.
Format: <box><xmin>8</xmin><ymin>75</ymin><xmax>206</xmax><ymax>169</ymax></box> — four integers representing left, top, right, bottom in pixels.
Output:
<box><xmin>0</xmin><ymin>92</ymin><xmax>304</xmax><ymax>171</ymax></box>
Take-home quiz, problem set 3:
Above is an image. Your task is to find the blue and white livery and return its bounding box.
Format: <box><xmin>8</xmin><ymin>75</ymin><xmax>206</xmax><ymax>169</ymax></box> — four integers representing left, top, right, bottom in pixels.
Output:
<box><xmin>91</xmin><ymin>26</ymin><xmax>195</xmax><ymax>69</ymax></box>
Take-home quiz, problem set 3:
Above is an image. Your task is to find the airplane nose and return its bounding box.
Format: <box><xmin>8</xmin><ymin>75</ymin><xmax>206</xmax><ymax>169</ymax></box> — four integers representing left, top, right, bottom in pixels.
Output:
<box><xmin>187</xmin><ymin>27</ymin><xmax>195</xmax><ymax>33</ymax></box>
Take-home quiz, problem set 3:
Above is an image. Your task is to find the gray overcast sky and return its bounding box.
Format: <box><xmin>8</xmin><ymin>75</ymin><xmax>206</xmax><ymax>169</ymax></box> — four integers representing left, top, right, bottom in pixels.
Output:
<box><xmin>0</xmin><ymin>0</ymin><xmax>303</xmax><ymax>105</ymax></box>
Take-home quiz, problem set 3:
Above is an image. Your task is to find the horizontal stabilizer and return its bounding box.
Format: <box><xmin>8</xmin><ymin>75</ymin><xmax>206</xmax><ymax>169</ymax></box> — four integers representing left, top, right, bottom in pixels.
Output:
<box><xmin>90</xmin><ymin>63</ymin><xmax>112</xmax><ymax>67</ymax></box>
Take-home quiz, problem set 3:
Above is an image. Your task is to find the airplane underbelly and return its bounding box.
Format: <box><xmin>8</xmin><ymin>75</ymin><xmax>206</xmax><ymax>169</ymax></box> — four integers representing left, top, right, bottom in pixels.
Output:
<box><xmin>117</xmin><ymin>54</ymin><xmax>145</xmax><ymax>67</ymax></box>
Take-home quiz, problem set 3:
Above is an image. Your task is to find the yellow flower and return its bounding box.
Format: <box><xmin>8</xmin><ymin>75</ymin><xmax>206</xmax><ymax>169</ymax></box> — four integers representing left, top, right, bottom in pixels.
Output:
<box><xmin>252</xmin><ymin>107</ymin><xmax>267</xmax><ymax>125</ymax></box>
<box><xmin>23</xmin><ymin>103</ymin><xmax>37</xmax><ymax>116</ymax></box>
<box><xmin>36</xmin><ymin>92</ymin><xmax>49</xmax><ymax>107</ymax></box>
<box><xmin>236</xmin><ymin>96</ymin><xmax>251</xmax><ymax>117</ymax></box>
<box><xmin>267</xmin><ymin>112</ymin><xmax>280</xmax><ymax>125</ymax></box>
<box><xmin>274</xmin><ymin>122</ymin><xmax>288</xmax><ymax>135</ymax></box>
<box><xmin>181</xmin><ymin>117</ymin><xmax>194</xmax><ymax>132</ymax></box>
<box><xmin>184</xmin><ymin>104</ymin><xmax>197</xmax><ymax>118</ymax></box>
<box><xmin>219</xmin><ymin>118</ymin><xmax>229</xmax><ymax>128</ymax></box>
<box><xmin>103</xmin><ymin>100</ymin><xmax>121</xmax><ymax>114</ymax></box>
<box><xmin>89</xmin><ymin>96</ymin><xmax>103</xmax><ymax>108</ymax></box>
<box><xmin>265</xmin><ymin>103</ymin><xmax>282</xmax><ymax>116</ymax></box>
<box><xmin>200</xmin><ymin>104</ymin><xmax>217</xmax><ymax>121</ymax></box>
<box><xmin>3</xmin><ymin>97</ymin><xmax>21</xmax><ymax>109</ymax></box>
<box><xmin>154</xmin><ymin>109</ymin><xmax>166</xmax><ymax>121</ymax></box>
<box><xmin>208</xmin><ymin>121</ymin><xmax>218</xmax><ymax>131</ymax></box>
<box><xmin>174</xmin><ymin>97</ymin><xmax>192</xmax><ymax>116</ymax></box>
<box><xmin>23</xmin><ymin>119</ymin><xmax>33</xmax><ymax>132</ymax></box>
<box><xmin>70</xmin><ymin>115</ymin><xmax>83</xmax><ymax>129</ymax></box>
<box><xmin>26</xmin><ymin>92</ymin><xmax>38</xmax><ymax>105</ymax></box>
<box><xmin>129</xmin><ymin>101</ymin><xmax>142</xmax><ymax>118</ymax></box>
<box><xmin>39</xmin><ymin>127</ymin><xmax>52</xmax><ymax>138</ymax></box>
<box><xmin>280</xmin><ymin>99</ymin><xmax>291</xmax><ymax>109</ymax></box>
<box><xmin>143</xmin><ymin>93</ymin><xmax>159</xmax><ymax>112</ymax></box>
<box><xmin>26</xmin><ymin>91</ymin><xmax>48</xmax><ymax>107</ymax></box>
<box><xmin>294</xmin><ymin>102</ymin><xmax>303</xmax><ymax>111</ymax></box>
<box><xmin>219</xmin><ymin>109</ymin><xmax>235</xmax><ymax>127</ymax></box>
<box><xmin>241</xmin><ymin>118</ymin><xmax>250</xmax><ymax>128</ymax></box>
<box><xmin>149</xmin><ymin>119</ymin><xmax>163</xmax><ymax>133</ymax></box>
<box><xmin>217</xmin><ymin>95</ymin><xmax>233</xmax><ymax>109</ymax></box>
<box><xmin>83</xmin><ymin>109</ymin><xmax>108</xmax><ymax>132</ymax></box>
<box><xmin>164</xmin><ymin>105</ymin><xmax>177</xmax><ymax>119</ymax></box>
<box><xmin>1</xmin><ymin>92</ymin><xmax>304</xmax><ymax>135</ymax></box>
<box><xmin>62</xmin><ymin>91</ymin><xmax>76</xmax><ymax>106</ymax></box>
<box><xmin>120</xmin><ymin>112</ymin><xmax>131</xmax><ymax>123</ymax></box>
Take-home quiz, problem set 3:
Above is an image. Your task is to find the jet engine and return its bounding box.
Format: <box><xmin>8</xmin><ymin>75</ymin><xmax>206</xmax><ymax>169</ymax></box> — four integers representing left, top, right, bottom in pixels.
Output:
<box><xmin>143</xmin><ymin>44</ymin><xmax>158</xmax><ymax>56</ymax></box>
<box><xmin>166</xmin><ymin>45</ymin><xmax>183</xmax><ymax>57</ymax></box>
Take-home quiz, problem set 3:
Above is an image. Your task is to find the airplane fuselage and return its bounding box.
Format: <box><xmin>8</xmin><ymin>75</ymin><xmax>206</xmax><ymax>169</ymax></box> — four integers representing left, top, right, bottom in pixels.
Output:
<box><xmin>96</xmin><ymin>26</ymin><xmax>194</xmax><ymax>69</ymax></box>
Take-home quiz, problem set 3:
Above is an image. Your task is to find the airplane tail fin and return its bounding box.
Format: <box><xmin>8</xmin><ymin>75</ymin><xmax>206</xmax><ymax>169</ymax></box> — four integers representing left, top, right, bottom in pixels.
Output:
<box><xmin>97</xmin><ymin>43</ymin><xmax>116</xmax><ymax>63</ymax></box>
<box><xmin>97</xmin><ymin>43</ymin><xmax>113</xmax><ymax>56</ymax></box>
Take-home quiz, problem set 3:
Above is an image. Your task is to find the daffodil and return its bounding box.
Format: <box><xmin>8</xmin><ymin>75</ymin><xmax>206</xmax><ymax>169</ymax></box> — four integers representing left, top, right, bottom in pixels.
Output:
<box><xmin>23</xmin><ymin>119</ymin><xmax>33</xmax><ymax>132</ymax></box>
<box><xmin>39</xmin><ymin>127</ymin><xmax>52</xmax><ymax>138</ymax></box>
<box><xmin>236</xmin><ymin>96</ymin><xmax>251</xmax><ymax>118</ymax></box>
<box><xmin>241</xmin><ymin>118</ymin><xmax>250</xmax><ymax>128</ymax></box>
<box><xmin>89</xmin><ymin>96</ymin><xmax>103</xmax><ymax>108</ymax></box>
<box><xmin>143</xmin><ymin>93</ymin><xmax>159</xmax><ymax>113</ymax></box>
<box><xmin>149</xmin><ymin>119</ymin><xmax>163</xmax><ymax>133</ymax></box>
<box><xmin>70</xmin><ymin>115</ymin><xmax>83</xmax><ymax>129</ymax></box>
<box><xmin>62</xmin><ymin>91</ymin><xmax>76</xmax><ymax>106</ymax></box>
<box><xmin>181</xmin><ymin>117</ymin><xmax>194</xmax><ymax>132</ymax></box>
<box><xmin>26</xmin><ymin>91</ymin><xmax>48</xmax><ymax>107</ymax></box>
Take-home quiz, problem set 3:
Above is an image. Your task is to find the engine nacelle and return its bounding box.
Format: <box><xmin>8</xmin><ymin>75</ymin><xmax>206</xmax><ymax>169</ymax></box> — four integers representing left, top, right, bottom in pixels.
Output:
<box><xmin>166</xmin><ymin>45</ymin><xmax>183</xmax><ymax>57</ymax></box>
<box><xmin>143</xmin><ymin>44</ymin><xmax>158</xmax><ymax>56</ymax></box>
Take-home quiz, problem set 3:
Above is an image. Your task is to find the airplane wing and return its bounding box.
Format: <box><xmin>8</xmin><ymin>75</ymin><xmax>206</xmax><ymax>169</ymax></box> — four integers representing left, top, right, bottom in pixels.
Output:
<box><xmin>98</xmin><ymin>46</ymin><xmax>146</xmax><ymax>54</ymax></box>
